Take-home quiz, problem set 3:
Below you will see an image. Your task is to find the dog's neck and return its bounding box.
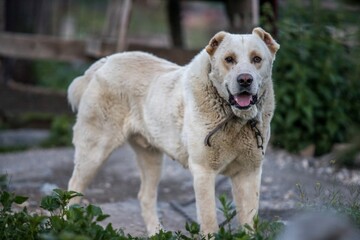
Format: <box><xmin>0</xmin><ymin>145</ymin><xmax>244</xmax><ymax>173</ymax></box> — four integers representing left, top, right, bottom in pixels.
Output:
<box><xmin>186</xmin><ymin>50</ymin><xmax>273</xmax><ymax>150</ymax></box>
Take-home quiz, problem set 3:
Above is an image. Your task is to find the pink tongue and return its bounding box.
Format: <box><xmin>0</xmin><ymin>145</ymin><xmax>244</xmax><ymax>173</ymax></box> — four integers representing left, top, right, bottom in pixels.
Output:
<box><xmin>234</xmin><ymin>94</ymin><xmax>252</xmax><ymax>107</ymax></box>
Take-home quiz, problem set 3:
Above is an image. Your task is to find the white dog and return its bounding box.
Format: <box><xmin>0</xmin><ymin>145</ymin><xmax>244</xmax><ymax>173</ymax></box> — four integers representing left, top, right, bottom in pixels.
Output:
<box><xmin>67</xmin><ymin>27</ymin><xmax>279</xmax><ymax>235</ymax></box>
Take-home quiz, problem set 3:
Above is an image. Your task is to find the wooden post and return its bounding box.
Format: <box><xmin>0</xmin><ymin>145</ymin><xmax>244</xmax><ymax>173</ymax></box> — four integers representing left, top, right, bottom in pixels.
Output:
<box><xmin>167</xmin><ymin>0</ymin><xmax>183</xmax><ymax>47</ymax></box>
<box><xmin>252</xmin><ymin>0</ymin><xmax>259</xmax><ymax>27</ymax></box>
<box><xmin>102</xmin><ymin>0</ymin><xmax>132</xmax><ymax>52</ymax></box>
<box><xmin>116</xmin><ymin>0</ymin><xmax>132</xmax><ymax>52</ymax></box>
<box><xmin>0</xmin><ymin>0</ymin><xmax>4</xmax><ymax>31</ymax></box>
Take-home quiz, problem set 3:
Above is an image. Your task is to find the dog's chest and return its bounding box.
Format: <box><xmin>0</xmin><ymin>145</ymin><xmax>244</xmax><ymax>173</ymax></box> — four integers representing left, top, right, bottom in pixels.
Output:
<box><xmin>207</xmin><ymin>121</ymin><xmax>265</xmax><ymax>174</ymax></box>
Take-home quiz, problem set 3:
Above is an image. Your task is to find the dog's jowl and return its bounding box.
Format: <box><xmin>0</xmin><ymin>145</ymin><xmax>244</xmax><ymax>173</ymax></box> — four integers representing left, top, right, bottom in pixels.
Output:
<box><xmin>67</xmin><ymin>27</ymin><xmax>279</xmax><ymax>236</ymax></box>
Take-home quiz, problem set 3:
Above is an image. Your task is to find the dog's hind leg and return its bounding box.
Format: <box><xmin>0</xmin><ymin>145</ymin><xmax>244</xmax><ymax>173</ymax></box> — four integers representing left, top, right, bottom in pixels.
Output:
<box><xmin>68</xmin><ymin>121</ymin><xmax>125</xmax><ymax>204</ymax></box>
<box><xmin>129</xmin><ymin>137</ymin><xmax>164</xmax><ymax>236</ymax></box>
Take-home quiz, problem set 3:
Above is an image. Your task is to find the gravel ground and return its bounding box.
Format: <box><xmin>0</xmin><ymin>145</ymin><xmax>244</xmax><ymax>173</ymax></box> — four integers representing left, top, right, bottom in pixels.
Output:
<box><xmin>1</xmin><ymin>130</ymin><xmax>359</xmax><ymax>236</ymax></box>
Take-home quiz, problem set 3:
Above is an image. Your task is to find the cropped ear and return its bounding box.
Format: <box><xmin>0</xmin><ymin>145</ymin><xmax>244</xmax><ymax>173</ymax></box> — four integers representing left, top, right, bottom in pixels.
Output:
<box><xmin>252</xmin><ymin>27</ymin><xmax>280</xmax><ymax>55</ymax></box>
<box><xmin>206</xmin><ymin>31</ymin><xmax>227</xmax><ymax>56</ymax></box>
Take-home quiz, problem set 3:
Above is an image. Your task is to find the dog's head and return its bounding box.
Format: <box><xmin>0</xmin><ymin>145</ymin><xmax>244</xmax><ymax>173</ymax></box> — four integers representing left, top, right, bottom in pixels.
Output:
<box><xmin>206</xmin><ymin>27</ymin><xmax>279</xmax><ymax>120</ymax></box>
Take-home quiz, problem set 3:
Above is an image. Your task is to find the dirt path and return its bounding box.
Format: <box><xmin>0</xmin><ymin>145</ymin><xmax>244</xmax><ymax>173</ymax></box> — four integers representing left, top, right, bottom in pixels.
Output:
<box><xmin>0</xmin><ymin>142</ymin><xmax>358</xmax><ymax>236</ymax></box>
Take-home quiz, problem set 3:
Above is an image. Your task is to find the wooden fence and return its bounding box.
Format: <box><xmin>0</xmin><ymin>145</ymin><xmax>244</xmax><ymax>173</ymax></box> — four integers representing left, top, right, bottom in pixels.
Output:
<box><xmin>0</xmin><ymin>0</ymin><xmax>263</xmax><ymax>116</ymax></box>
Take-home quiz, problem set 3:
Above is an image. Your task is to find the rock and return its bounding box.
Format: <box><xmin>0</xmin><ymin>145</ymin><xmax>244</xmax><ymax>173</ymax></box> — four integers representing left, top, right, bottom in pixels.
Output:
<box><xmin>277</xmin><ymin>212</ymin><xmax>360</xmax><ymax>240</ymax></box>
<box><xmin>299</xmin><ymin>144</ymin><xmax>315</xmax><ymax>158</ymax></box>
<box><xmin>40</xmin><ymin>183</ymin><xmax>59</xmax><ymax>195</ymax></box>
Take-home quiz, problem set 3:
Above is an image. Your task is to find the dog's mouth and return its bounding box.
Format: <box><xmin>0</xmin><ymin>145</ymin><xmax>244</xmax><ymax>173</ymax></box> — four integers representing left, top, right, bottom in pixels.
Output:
<box><xmin>229</xmin><ymin>92</ymin><xmax>258</xmax><ymax>109</ymax></box>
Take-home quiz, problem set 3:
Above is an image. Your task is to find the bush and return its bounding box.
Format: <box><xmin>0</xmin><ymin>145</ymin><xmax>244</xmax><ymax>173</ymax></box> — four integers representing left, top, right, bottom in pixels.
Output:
<box><xmin>270</xmin><ymin>0</ymin><xmax>360</xmax><ymax>155</ymax></box>
<box><xmin>33</xmin><ymin>60</ymin><xmax>89</xmax><ymax>91</ymax></box>
<box><xmin>41</xmin><ymin>115</ymin><xmax>74</xmax><ymax>148</ymax></box>
<box><xmin>0</xmin><ymin>176</ymin><xmax>283</xmax><ymax>240</ymax></box>
<box><xmin>2</xmin><ymin>175</ymin><xmax>360</xmax><ymax>239</ymax></box>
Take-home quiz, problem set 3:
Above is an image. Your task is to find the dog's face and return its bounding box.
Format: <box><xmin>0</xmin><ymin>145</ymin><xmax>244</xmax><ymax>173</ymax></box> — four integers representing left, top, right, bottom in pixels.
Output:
<box><xmin>206</xmin><ymin>27</ymin><xmax>279</xmax><ymax>120</ymax></box>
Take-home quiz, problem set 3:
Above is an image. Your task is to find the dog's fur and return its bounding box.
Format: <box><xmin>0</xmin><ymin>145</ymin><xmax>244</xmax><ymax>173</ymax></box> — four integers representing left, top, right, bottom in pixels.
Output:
<box><xmin>67</xmin><ymin>27</ymin><xmax>279</xmax><ymax>235</ymax></box>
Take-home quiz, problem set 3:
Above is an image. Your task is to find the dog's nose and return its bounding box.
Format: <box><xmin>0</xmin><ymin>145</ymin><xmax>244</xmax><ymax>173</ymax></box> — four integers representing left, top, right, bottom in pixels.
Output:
<box><xmin>237</xmin><ymin>74</ymin><xmax>253</xmax><ymax>87</ymax></box>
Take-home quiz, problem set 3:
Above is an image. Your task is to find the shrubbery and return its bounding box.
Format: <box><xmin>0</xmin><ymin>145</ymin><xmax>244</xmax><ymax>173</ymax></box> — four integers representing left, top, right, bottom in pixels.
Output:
<box><xmin>0</xmin><ymin>176</ymin><xmax>283</xmax><ymax>240</ymax></box>
<box><xmin>41</xmin><ymin>115</ymin><xmax>74</xmax><ymax>148</ymax></box>
<box><xmin>2</xmin><ymin>174</ymin><xmax>360</xmax><ymax>239</ymax></box>
<box><xmin>270</xmin><ymin>0</ymin><xmax>360</xmax><ymax>155</ymax></box>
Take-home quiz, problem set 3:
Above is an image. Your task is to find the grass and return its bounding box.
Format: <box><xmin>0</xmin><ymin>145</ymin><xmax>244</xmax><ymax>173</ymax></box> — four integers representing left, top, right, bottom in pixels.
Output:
<box><xmin>40</xmin><ymin>115</ymin><xmax>74</xmax><ymax>148</ymax></box>
<box><xmin>0</xmin><ymin>113</ymin><xmax>54</xmax><ymax>130</ymax></box>
<box><xmin>295</xmin><ymin>182</ymin><xmax>360</xmax><ymax>227</ymax></box>
<box><xmin>0</xmin><ymin>114</ymin><xmax>74</xmax><ymax>153</ymax></box>
<box><xmin>0</xmin><ymin>145</ymin><xmax>29</xmax><ymax>154</ymax></box>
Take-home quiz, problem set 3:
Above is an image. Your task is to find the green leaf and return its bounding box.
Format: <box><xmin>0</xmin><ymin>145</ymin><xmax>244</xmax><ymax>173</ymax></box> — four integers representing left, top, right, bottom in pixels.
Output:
<box><xmin>69</xmin><ymin>191</ymin><xmax>84</xmax><ymax>199</ymax></box>
<box><xmin>86</xmin><ymin>204</ymin><xmax>102</xmax><ymax>217</ymax></box>
<box><xmin>40</xmin><ymin>195</ymin><xmax>61</xmax><ymax>211</ymax></box>
<box><xmin>185</xmin><ymin>222</ymin><xmax>200</xmax><ymax>235</ymax></box>
<box><xmin>0</xmin><ymin>191</ymin><xmax>11</xmax><ymax>209</ymax></box>
<box><xmin>14</xmin><ymin>195</ymin><xmax>28</xmax><ymax>205</ymax></box>
<box><xmin>96</xmin><ymin>214</ymin><xmax>110</xmax><ymax>222</ymax></box>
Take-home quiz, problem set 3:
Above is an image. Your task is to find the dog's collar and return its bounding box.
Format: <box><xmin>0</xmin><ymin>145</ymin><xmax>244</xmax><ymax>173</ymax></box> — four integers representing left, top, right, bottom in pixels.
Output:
<box><xmin>204</xmin><ymin>90</ymin><xmax>267</xmax><ymax>155</ymax></box>
<box><xmin>204</xmin><ymin>113</ymin><xmax>234</xmax><ymax>147</ymax></box>
<box><xmin>248</xmin><ymin>118</ymin><xmax>265</xmax><ymax>155</ymax></box>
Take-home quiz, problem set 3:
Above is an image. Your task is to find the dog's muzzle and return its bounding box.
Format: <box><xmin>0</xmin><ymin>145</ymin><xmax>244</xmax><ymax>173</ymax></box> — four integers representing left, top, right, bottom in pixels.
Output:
<box><xmin>228</xmin><ymin>90</ymin><xmax>258</xmax><ymax>109</ymax></box>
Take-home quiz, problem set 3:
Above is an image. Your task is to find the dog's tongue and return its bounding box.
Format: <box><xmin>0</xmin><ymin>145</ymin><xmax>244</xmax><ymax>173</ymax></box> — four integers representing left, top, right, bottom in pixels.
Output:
<box><xmin>234</xmin><ymin>94</ymin><xmax>252</xmax><ymax>107</ymax></box>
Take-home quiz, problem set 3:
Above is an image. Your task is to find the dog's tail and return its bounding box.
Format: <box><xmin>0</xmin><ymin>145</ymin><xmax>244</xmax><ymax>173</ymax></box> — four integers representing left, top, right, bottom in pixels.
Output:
<box><xmin>68</xmin><ymin>58</ymin><xmax>106</xmax><ymax>112</ymax></box>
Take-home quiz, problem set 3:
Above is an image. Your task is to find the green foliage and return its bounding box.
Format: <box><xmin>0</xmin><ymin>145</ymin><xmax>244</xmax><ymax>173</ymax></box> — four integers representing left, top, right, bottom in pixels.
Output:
<box><xmin>33</xmin><ymin>60</ymin><xmax>89</xmax><ymax>91</ymax></box>
<box><xmin>0</xmin><ymin>177</ymin><xmax>40</xmax><ymax>240</ymax></box>
<box><xmin>213</xmin><ymin>195</ymin><xmax>283</xmax><ymax>240</ymax></box>
<box><xmin>129</xmin><ymin>1</ymin><xmax>167</xmax><ymax>37</ymax></box>
<box><xmin>218</xmin><ymin>194</ymin><xmax>236</xmax><ymax>232</ymax></box>
<box><xmin>0</xmin><ymin>174</ymin><xmax>8</xmax><ymax>191</ymax></box>
<box><xmin>0</xmin><ymin>112</ymin><xmax>53</xmax><ymax>130</ymax></box>
<box><xmin>295</xmin><ymin>182</ymin><xmax>360</xmax><ymax>227</ymax></box>
<box><xmin>0</xmin><ymin>178</ymin><xmax>284</xmax><ymax>240</ymax></box>
<box><xmin>184</xmin><ymin>222</ymin><xmax>201</xmax><ymax>239</ymax></box>
<box><xmin>0</xmin><ymin>145</ymin><xmax>29</xmax><ymax>153</ymax></box>
<box><xmin>270</xmin><ymin>0</ymin><xmax>360</xmax><ymax>155</ymax></box>
<box><xmin>41</xmin><ymin>115</ymin><xmax>74</xmax><ymax>148</ymax></box>
<box><xmin>0</xmin><ymin>185</ymin><xmax>126</xmax><ymax>240</ymax></box>
<box><xmin>213</xmin><ymin>214</ymin><xmax>283</xmax><ymax>240</ymax></box>
<box><xmin>2</xmin><ymin>181</ymin><xmax>358</xmax><ymax>240</ymax></box>
<box><xmin>0</xmin><ymin>114</ymin><xmax>73</xmax><ymax>152</ymax></box>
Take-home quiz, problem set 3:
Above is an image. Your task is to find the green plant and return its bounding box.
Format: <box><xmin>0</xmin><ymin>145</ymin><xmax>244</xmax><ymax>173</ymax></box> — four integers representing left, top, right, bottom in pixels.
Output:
<box><xmin>39</xmin><ymin>189</ymin><xmax>127</xmax><ymax>240</ymax></box>
<box><xmin>218</xmin><ymin>194</ymin><xmax>236</xmax><ymax>233</ymax></box>
<box><xmin>41</xmin><ymin>115</ymin><xmax>74</xmax><ymax>148</ymax></box>
<box><xmin>0</xmin><ymin>145</ymin><xmax>29</xmax><ymax>153</ymax></box>
<box><xmin>0</xmin><ymin>179</ymin><xmax>284</xmax><ymax>240</ymax></box>
<box><xmin>0</xmin><ymin>112</ymin><xmax>54</xmax><ymax>130</ymax></box>
<box><xmin>295</xmin><ymin>182</ymin><xmax>360</xmax><ymax>227</ymax></box>
<box><xmin>214</xmin><ymin>195</ymin><xmax>283</xmax><ymax>240</ymax></box>
<box><xmin>270</xmin><ymin>0</ymin><xmax>360</xmax><ymax>155</ymax></box>
<box><xmin>0</xmin><ymin>183</ymin><xmax>128</xmax><ymax>240</ymax></box>
<box><xmin>0</xmin><ymin>175</ymin><xmax>40</xmax><ymax>240</ymax></box>
<box><xmin>33</xmin><ymin>60</ymin><xmax>89</xmax><ymax>91</ymax></box>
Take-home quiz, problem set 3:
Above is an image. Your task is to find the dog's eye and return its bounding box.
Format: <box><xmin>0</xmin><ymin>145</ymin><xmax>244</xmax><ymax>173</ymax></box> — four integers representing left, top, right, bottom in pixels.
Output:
<box><xmin>253</xmin><ymin>56</ymin><xmax>262</xmax><ymax>63</ymax></box>
<box><xmin>225</xmin><ymin>56</ymin><xmax>235</xmax><ymax>64</ymax></box>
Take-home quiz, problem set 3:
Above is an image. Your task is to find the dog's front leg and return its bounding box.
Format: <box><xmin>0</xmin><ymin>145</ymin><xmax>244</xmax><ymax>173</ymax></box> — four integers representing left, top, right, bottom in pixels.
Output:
<box><xmin>189</xmin><ymin>163</ymin><xmax>218</xmax><ymax>235</ymax></box>
<box><xmin>231</xmin><ymin>168</ymin><xmax>262</xmax><ymax>227</ymax></box>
